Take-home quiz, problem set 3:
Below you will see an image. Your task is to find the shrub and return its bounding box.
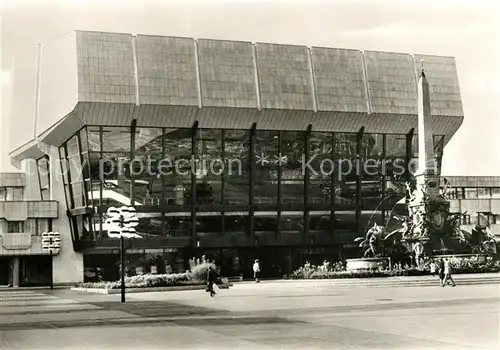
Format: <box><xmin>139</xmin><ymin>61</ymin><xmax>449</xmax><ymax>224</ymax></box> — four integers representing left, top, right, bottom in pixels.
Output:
<box><xmin>288</xmin><ymin>257</ymin><xmax>500</xmax><ymax>280</ymax></box>
<box><xmin>75</xmin><ymin>272</ymin><xmax>197</xmax><ymax>289</ymax></box>
<box><xmin>188</xmin><ymin>262</ymin><xmax>216</xmax><ymax>282</ymax></box>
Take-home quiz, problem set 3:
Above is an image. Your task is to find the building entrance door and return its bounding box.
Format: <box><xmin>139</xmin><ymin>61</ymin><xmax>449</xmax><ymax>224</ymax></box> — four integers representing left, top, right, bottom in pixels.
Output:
<box><xmin>0</xmin><ymin>257</ymin><xmax>10</xmax><ymax>286</ymax></box>
<box><xmin>19</xmin><ymin>256</ymin><xmax>51</xmax><ymax>287</ymax></box>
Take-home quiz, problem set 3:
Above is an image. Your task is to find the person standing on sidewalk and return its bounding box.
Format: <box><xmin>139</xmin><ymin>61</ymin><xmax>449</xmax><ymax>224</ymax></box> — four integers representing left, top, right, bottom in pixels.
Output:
<box><xmin>253</xmin><ymin>259</ymin><xmax>261</xmax><ymax>283</ymax></box>
<box><xmin>442</xmin><ymin>258</ymin><xmax>456</xmax><ymax>287</ymax></box>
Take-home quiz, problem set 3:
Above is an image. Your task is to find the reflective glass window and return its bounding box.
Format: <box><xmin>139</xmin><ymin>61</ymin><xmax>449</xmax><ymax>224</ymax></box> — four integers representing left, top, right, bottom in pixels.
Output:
<box><xmin>334</xmin><ymin>133</ymin><xmax>357</xmax><ymax>159</ymax></box>
<box><xmin>361</xmin><ymin>134</ymin><xmax>383</xmax><ymax>158</ymax></box>
<box><xmin>492</xmin><ymin>188</ymin><xmax>500</xmax><ymax>198</ymax></box>
<box><xmin>386</xmin><ymin>134</ymin><xmax>406</xmax><ymax>158</ymax></box>
<box><xmin>281</xmin><ymin>131</ymin><xmax>304</xmax><ymax>205</ymax></box>
<box><xmin>134</xmin><ymin>127</ymin><xmax>163</xmax><ymax>205</ymax></box>
<box><xmin>223</xmin><ymin>213</ymin><xmax>249</xmax><ymax>234</ymax></box>
<box><xmin>100</xmin><ymin>152</ymin><xmax>131</xmax><ymax>205</ymax></box>
<box><xmin>334</xmin><ymin>211</ymin><xmax>357</xmax><ymax>231</ymax></box>
<box><xmin>88</xmin><ymin>153</ymin><xmax>101</xmax><ymax>202</ymax></box>
<box><xmin>308</xmin><ymin>133</ymin><xmax>333</xmax><ymax>205</ymax></box>
<box><xmin>37</xmin><ymin>156</ymin><xmax>50</xmax><ymax>201</ymax></box>
<box><xmin>361</xmin><ymin>134</ymin><xmax>384</xmax><ymax>205</ymax></box>
<box><xmin>87</xmin><ymin>127</ymin><xmax>101</xmax><ymax>152</ymax></box>
<box><xmin>477</xmin><ymin>188</ymin><xmax>490</xmax><ymax>199</ymax></box>
<box><xmin>224</xmin><ymin>130</ymin><xmax>249</xmax><ymax>205</ymax></box>
<box><xmin>164</xmin><ymin>214</ymin><xmax>191</xmax><ymax>237</ymax></box>
<box><xmin>280</xmin><ymin>212</ymin><xmax>304</xmax><ymax>233</ymax></box>
<box><xmin>163</xmin><ymin>128</ymin><xmax>192</xmax><ymax>206</ymax></box>
<box><xmin>66</xmin><ymin>135</ymin><xmax>82</xmax><ymax>183</ymax></box>
<box><xmin>7</xmin><ymin>221</ymin><xmax>24</xmax><ymax>233</ymax></box>
<box><xmin>102</xmin><ymin>127</ymin><xmax>131</xmax><ymax>152</ymax></box>
<box><xmin>254</xmin><ymin>212</ymin><xmax>278</xmax><ymax>233</ymax></box>
<box><xmin>59</xmin><ymin>147</ymin><xmax>69</xmax><ymax>185</ymax></box>
<box><xmin>197</xmin><ymin>129</ymin><xmax>223</xmax><ymax>205</ymax></box>
<box><xmin>136</xmin><ymin>214</ymin><xmax>163</xmax><ymax>237</ymax></box>
<box><xmin>464</xmin><ymin>188</ymin><xmax>478</xmax><ymax>199</ymax></box>
<box><xmin>309</xmin><ymin>211</ymin><xmax>332</xmax><ymax>232</ymax></box>
<box><xmin>335</xmin><ymin>133</ymin><xmax>358</xmax><ymax>205</ymax></box>
<box><xmin>196</xmin><ymin>213</ymin><xmax>223</xmax><ymax>235</ymax></box>
<box><xmin>254</xmin><ymin>131</ymin><xmax>279</xmax><ymax>205</ymax></box>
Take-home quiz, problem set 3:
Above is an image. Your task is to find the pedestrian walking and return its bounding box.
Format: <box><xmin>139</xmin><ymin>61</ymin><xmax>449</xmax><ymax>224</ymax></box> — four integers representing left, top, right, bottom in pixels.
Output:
<box><xmin>442</xmin><ymin>258</ymin><xmax>456</xmax><ymax>287</ymax></box>
<box><xmin>206</xmin><ymin>265</ymin><xmax>218</xmax><ymax>297</ymax></box>
<box><xmin>253</xmin><ymin>259</ymin><xmax>260</xmax><ymax>283</ymax></box>
<box><xmin>438</xmin><ymin>258</ymin><xmax>445</xmax><ymax>286</ymax></box>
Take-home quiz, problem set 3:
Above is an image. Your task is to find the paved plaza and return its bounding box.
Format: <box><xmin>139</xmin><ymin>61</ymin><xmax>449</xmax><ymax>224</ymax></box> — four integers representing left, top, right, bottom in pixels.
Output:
<box><xmin>0</xmin><ymin>281</ymin><xmax>499</xmax><ymax>349</ymax></box>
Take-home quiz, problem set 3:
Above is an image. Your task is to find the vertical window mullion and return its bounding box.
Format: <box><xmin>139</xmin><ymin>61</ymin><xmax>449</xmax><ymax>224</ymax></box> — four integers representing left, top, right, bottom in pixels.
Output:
<box><xmin>221</xmin><ymin>129</ymin><xmax>225</xmax><ymax>206</ymax></box>
<box><xmin>277</xmin><ymin>130</ymin><xmax>282</xmax><ymax>236</ymax></box>
<box><xmin>249</xmin><ymin>124</ymin><xmax>256</xmax><ymax>237</ymax></box>
<box><xmin>64</xmin><ymin>143</ymin><xmax>75</xmax><ymax>209</ymax></box>
<box><xmin>331</xmin><ymin>132</ymin><xmax>335</xmax><ymax>234</ymax></box>
<box><xmin>77</xmin><ymin>130</ymin><xmax>90</xmax><ymax>207</ymax></box>
<box><xmin>161</xmin><ymin>128</ymin><xmax>166</xmax><ymax>237</ymax></box>
<box><xmin>191</xmin><ymin>122</ymin><xmax>198</xmax><ymax>246</ymax></box>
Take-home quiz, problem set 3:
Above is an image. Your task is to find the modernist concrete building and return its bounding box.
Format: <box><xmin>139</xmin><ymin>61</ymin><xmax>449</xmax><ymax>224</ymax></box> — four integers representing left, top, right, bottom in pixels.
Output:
<box><xmin>0</xmin><ymin>172</ymin><xmax>80</xmax><ymax>286</ymax></box>
<box><xmin>5</xmin><ymin>30</ymin><xmax>491</xmax><ymax>283</ymax></box>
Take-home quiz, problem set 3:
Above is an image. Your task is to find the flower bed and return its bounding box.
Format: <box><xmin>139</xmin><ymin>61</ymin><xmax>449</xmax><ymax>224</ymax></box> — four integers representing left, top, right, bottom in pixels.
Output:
<box><xmin>288</xmin><ymin>258</ymin><xmax>500</xmax><ymax>280</ymax></box>
<box><xmin>76</xmin><ymin>273</ymin><xmax>200</xmax><ymax>289</ymax></box>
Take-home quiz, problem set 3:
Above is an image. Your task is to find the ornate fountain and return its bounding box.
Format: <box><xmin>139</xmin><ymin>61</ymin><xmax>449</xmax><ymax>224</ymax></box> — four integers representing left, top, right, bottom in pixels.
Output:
<box><xmin>347</xmin><ymin>67</ymin><xmax>457</xmax><ymax>270</ymax></box>
<box><xmin>347</xmin><ymin>67</ymin><xmax>495</xmax><ymax>270</ymax></box>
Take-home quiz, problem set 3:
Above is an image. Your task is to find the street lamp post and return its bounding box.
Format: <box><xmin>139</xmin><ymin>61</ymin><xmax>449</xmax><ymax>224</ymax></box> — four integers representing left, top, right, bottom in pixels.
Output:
<box><xmin>41</xmin><ymin>232</ymin><xmax>61</xmax><ymax>290</ymax></box>
<box><xmin>106</xmin><ymin>206</ymin><xmax>140</xmax><ymax>303</ymax></box>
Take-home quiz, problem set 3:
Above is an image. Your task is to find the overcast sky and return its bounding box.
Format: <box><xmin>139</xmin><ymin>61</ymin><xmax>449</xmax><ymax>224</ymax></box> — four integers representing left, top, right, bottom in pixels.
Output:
<box><xmin>1</xmin><ymin>0</ymin><xmax>499</xmax><ymax>175</ymax></box>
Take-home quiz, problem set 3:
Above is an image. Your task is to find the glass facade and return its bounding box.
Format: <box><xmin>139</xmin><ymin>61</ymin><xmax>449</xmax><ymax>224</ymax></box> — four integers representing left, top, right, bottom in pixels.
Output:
<box><xmin>448</xmin><ymin>187</ymin><xmax>500</xmax><ymax>200</ymax></box>
<box><xmin>56</xmin><ymin>125</ymin><xmax>447</xmax><ymax>253</ymax></box>
<box><xmin>36</xmin><ymin>156</ymin><xmax>50</xmax><ymax>201</ymax></box>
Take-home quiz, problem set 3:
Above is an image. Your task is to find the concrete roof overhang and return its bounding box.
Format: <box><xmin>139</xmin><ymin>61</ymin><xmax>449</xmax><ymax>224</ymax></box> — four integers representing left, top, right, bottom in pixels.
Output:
<box><xmin>10</xmin><ymin>101</ymin><xmax>463</xmax><ymax>164</ymax></box>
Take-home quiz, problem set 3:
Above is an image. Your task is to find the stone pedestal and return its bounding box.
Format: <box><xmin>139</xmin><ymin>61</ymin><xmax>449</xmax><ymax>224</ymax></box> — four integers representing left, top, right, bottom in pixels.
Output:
<box><xmin>407</xmin><ymin>172</ymin><xmax>451</xmax><ymax>254</ymax></box>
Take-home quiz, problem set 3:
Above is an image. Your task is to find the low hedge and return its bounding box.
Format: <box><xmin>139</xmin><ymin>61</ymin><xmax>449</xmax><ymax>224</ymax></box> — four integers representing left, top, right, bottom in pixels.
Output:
<box><xmin>288</xmin><ymin>258</ymin><xmax>500</xmax><ymax>280</ymax></box>
<box><xmin>289</xmin><ymin>269</ymin><xmax>409</xmax><ymax>280</ymax></box>
<box><xmin>76</xmin><ymin>273</ymin><xmax>200</xmax><ymax>289</ymax></box>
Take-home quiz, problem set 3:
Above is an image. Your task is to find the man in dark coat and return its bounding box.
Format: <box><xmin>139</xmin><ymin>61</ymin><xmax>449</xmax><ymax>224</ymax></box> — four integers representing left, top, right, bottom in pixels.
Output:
<box><xmin>206</xmin><ymin>265</ymin><xmax>218</xmax><ymax>297</ymax></box>
<box><xmin>438</xmin><ymin>258</ymin><xmax>445</xmax><ymax>286</ymax></box>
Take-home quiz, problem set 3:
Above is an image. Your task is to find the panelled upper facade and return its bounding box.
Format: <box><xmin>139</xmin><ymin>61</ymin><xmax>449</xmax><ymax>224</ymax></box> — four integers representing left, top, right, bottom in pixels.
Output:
<box><xmin>8</xmin><ymin>30</ymin><xmax>467</xmax><ymax>281</ymax></box>
<box><xmin>0</xmin><ymin>173</ymin><xmax>60</xmax><ymax>286</ymax></box>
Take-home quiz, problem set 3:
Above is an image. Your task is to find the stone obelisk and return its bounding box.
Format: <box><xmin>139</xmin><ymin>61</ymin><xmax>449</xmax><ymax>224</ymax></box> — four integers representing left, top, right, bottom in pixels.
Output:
<box><xmin>408</xmin><ymin>65</ymin><xmax>450</xmax><ymax>253</ymax></box>
<box><xmin>415</xmin><ymin>66</ymin><xmax>441</xmax><ymax>199</ymax></box>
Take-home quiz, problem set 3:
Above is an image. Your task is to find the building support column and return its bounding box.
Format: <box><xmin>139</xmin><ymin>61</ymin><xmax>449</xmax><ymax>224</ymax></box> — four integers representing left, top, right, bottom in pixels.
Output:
<box><xmin>11</xmin><ymin>257</ymin><xmax>20</xmax><ymax>287</ymax></box>
<box><xmin>304</xmin><ymin>125</ymin><xmax>312</xmax><ymax>241</ymax></box>
<box><xmin>249</xmin><ymin>123</ymin><xmax>257</xmax><ymax>242</ymax></box>
<box><xmin>277</xmin><ymin>130</ymin><xmax>282</xmax><ymax>240</ymax></box>
<box><xmin>191</xmin><ymin>121</ymin><xmax>199</xmax><ymax>247</ymax></box>
<box><xmin>130</xmin><ymin>119</ymin><xmax>137</xmax><ymax>206</ymax></box>
<box><xmin>331</xmin><ymin>133</ymin><xmax>336</xmax><ymax>234</ymax></box>
<box><xmin>356</xmin><ymin>127</ymin><xmax>365</xmax><ymax>234</ymax></box>
<box><xmin>381</xmin><ymin>134</ymin><xmax>387</xmax><ymax>224</ymax></box>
